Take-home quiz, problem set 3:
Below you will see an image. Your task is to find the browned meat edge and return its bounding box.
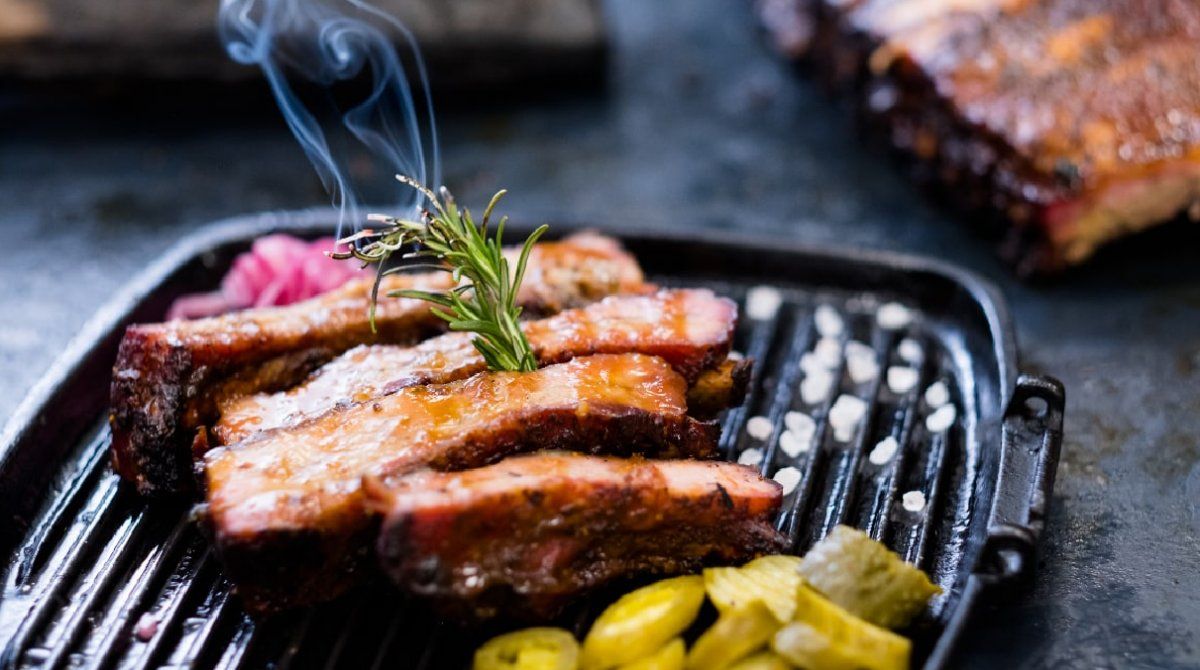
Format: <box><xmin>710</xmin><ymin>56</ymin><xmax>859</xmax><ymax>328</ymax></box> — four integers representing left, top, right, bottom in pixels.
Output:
<box><xmin>757</xmin><ymin>0</ymin><xmax>1200</xmax><ymax>275</ymax></box>
<box><xmin>110</xmin><ymin>233</ymin><xmax>648</xmax><ymax>496</ymax></box>
<box><xmin>209</xmin><ymin>289</ymin><xmax>740</xmax><ymax>446</ymax></box>
<box><xmin>206</xmin><ymin>412</ymin><xmax>721</xmax><ymax>614</ymax></box>
<box><xmin>367</xmin><ymin>454</ymin><xmax>787</xmax><ymax>621</ymax></box>
<box><xmin>203</xmin><ymin>355</ymin><xmax>724</xmax><ymax>614</ymax></box>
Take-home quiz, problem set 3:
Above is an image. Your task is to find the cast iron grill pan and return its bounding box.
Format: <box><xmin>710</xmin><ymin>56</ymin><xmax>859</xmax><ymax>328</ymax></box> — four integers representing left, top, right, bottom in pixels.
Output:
<box><xmin>0</xmin><ymin>211</ymin><xmax>1063</xmax><ymax>669</ymax></box>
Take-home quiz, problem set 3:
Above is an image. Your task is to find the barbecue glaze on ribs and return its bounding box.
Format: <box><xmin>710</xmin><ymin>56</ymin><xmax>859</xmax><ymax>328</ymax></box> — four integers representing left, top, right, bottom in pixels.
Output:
<box><xmin>760</xmin><ymin>0</ymin><xmax>1200</xmax><ymax>273</ymax></box>
<box><xmin>204</xmin><ymin>354</ymin><xmax>723</xmax><ymax>613</ymax></box>
<box><xmin>110</xmin><ymin>233</ymin><xmax>649</xmax><ymax>496</ymax></box>
<box><xmin>368</xmin><ymin>453</ymin><xmax>787</xmax><ymax>621</ymax></box>
<box><xmin>211</xmin><ymin>289</ymin><xmax>740</xmax><ymax>446</ymax></box>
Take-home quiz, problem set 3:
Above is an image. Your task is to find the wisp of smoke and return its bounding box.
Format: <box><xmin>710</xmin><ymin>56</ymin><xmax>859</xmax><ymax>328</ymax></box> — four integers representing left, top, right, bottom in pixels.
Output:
<box><xmin>218</xmin><ymin>0</ymin><xmax>439</xmax><ymax>239</ymax></box>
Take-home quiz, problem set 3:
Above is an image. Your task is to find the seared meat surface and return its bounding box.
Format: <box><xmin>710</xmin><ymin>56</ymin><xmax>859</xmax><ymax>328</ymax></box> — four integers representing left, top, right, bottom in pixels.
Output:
<box><xmin>212</xmin><ymin>289</ymin><xmax>738</xmax><ymax>445</ymax></box>
<box><xmin>761</xmin><ymin>0</ymin><xmax>1200</xmax><ymax>273</ymax></box>
<box><xmin>368</xmin><ymin>453</ymin><xmax>787</xmax><ymax>621</ymax></box>
<box><xmin>111</xmin><ymin>233</ymin><xmax>649</xmax><ymax>495</ymax></box>
<box><xmin>204</xmin><ymin>354</ymin><xmax>721</xmax><ymax>612</ymax></box>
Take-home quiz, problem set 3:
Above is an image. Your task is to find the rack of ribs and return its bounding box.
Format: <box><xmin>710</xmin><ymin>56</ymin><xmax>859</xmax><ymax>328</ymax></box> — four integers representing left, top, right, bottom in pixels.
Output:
<box><xmin>202</xmin><ymin>354</ymin><xmax>739</xmax><ymax>613</ymax></box>
<box><xmin>368</xmin><ymin>453</ymin><xmax>787</xmax><ymax>621</ymax></box>
<box><xmin>759</xmin><ymin>0</ymin><xmax>1200</xmax><ymax>274</ymax></box>
<box><xmin>110</xmin><ymin>233</ymin><xmax>650</xmax><ymax>495</ymax></box>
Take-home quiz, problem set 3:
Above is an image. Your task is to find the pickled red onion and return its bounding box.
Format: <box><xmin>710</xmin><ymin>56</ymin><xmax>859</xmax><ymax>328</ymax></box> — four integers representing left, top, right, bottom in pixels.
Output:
<box><xmin>166</xmin><ymin>235</ymin><xmax>367</xmax><ymax>320</ymax></box>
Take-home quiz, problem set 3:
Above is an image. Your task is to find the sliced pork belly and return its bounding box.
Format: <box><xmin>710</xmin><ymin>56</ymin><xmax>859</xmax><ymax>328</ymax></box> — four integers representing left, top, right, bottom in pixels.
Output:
<box><xmin>367</xmin><ymin>453</ymin><xmax>787</xmax><ymax>621</ymax></box>
<box><xmin>212</xmin><ymin>289</ymin><xmax>738</xmax><ymax>445</ymax></box>
<box><xmin>111</xmin><ymin>232</ymin><xmax>649</xmax><ymax>495</ymax></box>
<box><xmin>204</xmin><ymin>354</ymin><xmax>720</xmax><ymax>613</ymax></box>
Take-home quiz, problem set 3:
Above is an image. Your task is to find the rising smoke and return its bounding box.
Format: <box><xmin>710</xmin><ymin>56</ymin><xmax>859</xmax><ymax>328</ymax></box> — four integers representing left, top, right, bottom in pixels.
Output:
<box><xmin>218</xmin><ymin>0</ymin><xmax>440</xmax><ymax>238</ymax></box>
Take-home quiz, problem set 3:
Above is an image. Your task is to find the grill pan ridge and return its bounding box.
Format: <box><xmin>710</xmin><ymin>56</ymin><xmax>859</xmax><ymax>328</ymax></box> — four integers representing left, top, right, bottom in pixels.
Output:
<box><xmin>0</xmin><ymin>210</ymin><xmax>1063</xmax><ymax>669</ymax></box>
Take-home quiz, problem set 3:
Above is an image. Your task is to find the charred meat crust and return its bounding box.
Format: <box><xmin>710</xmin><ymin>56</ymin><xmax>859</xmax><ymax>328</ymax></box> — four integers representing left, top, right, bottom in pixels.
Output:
<box><xmin>368</xmin><ymin>455</ymin><xmax>787</xmax><ymax>621</ymax></box>
<box><xmin>109</xmin><ymin>295</ymin><xmax>444</xmax><ymax>496</ymax></box>
<box><xmin>211</xmin><ymin>289</ymin><xmax>739</xmax><ymax>446</ymax></box>
<box><xmin>761</xmin><ymin>0</ymin><xmax>1200</xmax><ymax>274</ymax></box>
<box><xmin>204</xmin><ymin>355</ymin><xmax>720</xmax><ymax>614</ymax></box>
<box><xmin>111</xmin><ymin>233</ymin><xmax>649</xmax><ymax>496</ymax></box>
<box><xmin>687</xmin><ymin>357</ymin><xmax>753</xmax><ymax>418</ymax></box>
<box><xmin>208</xmin><ymin>410</ymin><xmax>718</xmax><ymax>614</ymax></box>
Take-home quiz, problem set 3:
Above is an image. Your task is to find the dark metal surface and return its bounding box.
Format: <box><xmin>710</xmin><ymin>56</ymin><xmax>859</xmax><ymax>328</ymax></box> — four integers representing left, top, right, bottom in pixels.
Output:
<box><xmin>0</xmin><ymin>0</ymin><xmax>1197</xmax><ymax>667</ymax></box>
<box><xmin>0</xmin><ymin>213</ymin><xmax>1061</xmax><ymax>668</ymax></box>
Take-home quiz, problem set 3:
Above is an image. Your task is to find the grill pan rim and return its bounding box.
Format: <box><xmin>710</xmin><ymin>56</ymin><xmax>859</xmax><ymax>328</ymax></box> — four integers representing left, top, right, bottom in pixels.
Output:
<box><xmin>0</xmin><ymin>207</ymin><xmax>1056</xmax><ymax>670</ymax></box>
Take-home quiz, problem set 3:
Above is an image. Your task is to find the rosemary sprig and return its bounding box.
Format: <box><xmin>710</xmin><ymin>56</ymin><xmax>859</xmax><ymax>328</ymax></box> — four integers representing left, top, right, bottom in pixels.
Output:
<box><xmin>331</xmin><ymin>175</ymin><xmax>548</xmax><ymax>373</ymax></box>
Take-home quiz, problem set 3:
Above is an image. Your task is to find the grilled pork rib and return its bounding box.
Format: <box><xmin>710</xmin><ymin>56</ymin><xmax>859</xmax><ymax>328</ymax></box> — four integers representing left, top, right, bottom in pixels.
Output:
<box><xmin>204</xmin><ymin>354</ymin><xmax>722</xmax><ymax>613</ymax></box>
<box><xmin>761</xmin><ymin>0</ymin><xmax>1200</xmax><ymax>273</ymax></box>
<box><xmin>368</xmin><ymin>453</ymin><xmax>787</xmax><ymax>621</ymax></box>
<box><xmin>110</xmin><ymin>233</ymin><xmax>648</xmax><ymax>496</ymax></box>
<box><xmin>212</xmin><ymin>289</ymin><xmax>739</xmax><ymax>445</ymax></box>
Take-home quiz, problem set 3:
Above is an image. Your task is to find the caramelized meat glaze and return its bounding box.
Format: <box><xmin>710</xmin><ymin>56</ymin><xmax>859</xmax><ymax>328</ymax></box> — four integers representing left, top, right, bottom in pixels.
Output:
<box><xmin>110</xmin><ymin>233</ymin><xmax>649</xmax><ymax>495</ymax></box>
<box><xmin>761</xmin><ymin>0</ymin><xmax>1200</xmax><ymax>273</ymax></box>
<box><xmin>368</xmin><ymin>453</ymin><xmax>787</xmax><ymax>621</ymax></box>
<box><xmin>212</xmin><ymin>289</ymin><xmax>739</xmax><ymax>445</ymax></box>
<box><xmin>203</xmin><ymin>354</ymin><xmax>724</xmax><ymax>613</ymax></box>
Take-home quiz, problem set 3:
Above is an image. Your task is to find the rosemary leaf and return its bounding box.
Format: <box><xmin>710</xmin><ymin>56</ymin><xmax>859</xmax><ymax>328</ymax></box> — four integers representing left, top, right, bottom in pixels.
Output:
<box><xmin>333</xmin><ymin>176</ymin><xmax>548</xmax><ymax>373</ymax></box>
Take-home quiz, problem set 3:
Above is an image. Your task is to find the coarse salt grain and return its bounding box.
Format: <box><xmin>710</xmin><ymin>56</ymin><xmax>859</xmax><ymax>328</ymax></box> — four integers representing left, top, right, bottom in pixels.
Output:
<box><xmin>876</xmin><ymin>302</ymin><xmax>913</xmax><ymax>330</ymax></box>
<box><xmin>814</xmin><ymin>304</ymin><xmax>844</xmax><ymax>337</ymax></box>
<box><xmin>886</xmin><ymin>366</ymin><xmax>919</xmax><ymax>394</ymax></box>
<box><xmin>779</xmin><ymin>429</ymin><xmax>811</xmax><ymax>458</ymax></box>
<box><xmin>869</xmin><ymin>436</ymin><xmax>899</xmax><ymax>465</ymax></box>
<box><xmin>738</xmin><ymin>447</ymin><xmax>765</xmax><ymax>466</ymax></box>
<box><xmin>800</xmin><ymin>369</ymin><xmax>835</xmax><ymax>405</ymax></box>
<box><xmin>902</xmin><ymin>490</ymin><xmax>926</xmax><ymax>512</ymax></box>
<box><xmin>746</xmin><ymin>286</ymin><xmax>783</xmax><ymax>320</ymax></box>
<box><xmin>799</xmin><ymin>352</ymin><xmax>827</xmax><ymax>376</ymax></box>
<box><xmin>897</xmin><ymin>338</ymin><xmax>922</xmax><ymax>364</ymax></box>
<box><xmin>829</xmin><ymin>394</ymin><xmax>867</xmax><ymax>424</ymax></box>
<box><xmin>845</xmin><ymin>341</ymin><xmax>879</xmax><ymax>384</ymax></box>
<box><xmin>924</xmin><ymin>381</ymin><xmax>950</xmax><ymax>408</ymax></box>
<box><xmin>784</xmin><ymin>410</ymin><xmax>815</xmax><ymax>436</ymax></box>
<box><xmin>926</xmin><ymin>404</ymin><xmax>957</xmax><ymax>433</ymax></box>
<box><xmin>828</xmin><ymin>395</ymin><xmax>867</xmax><ymax>440</ymax></box>
<box><xmin>746</xmin><ymin>415</ymin><xmax>774</xmax><ymax>441</ymax></box>
<box><xmin>813</xmin><ymin>337</ymin><xmax>842</xmax><ymax>368</ymax></box>
<box><xmin>774</xmin><ymin>467</ymin><xmax>802</xmax><ymax>496</ymax></box>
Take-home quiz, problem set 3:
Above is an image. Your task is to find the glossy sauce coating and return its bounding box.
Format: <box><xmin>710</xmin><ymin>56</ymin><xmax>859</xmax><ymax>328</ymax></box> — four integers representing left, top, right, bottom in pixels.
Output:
<box><xmin>849</xmin><ymin>0</ymin><xmax>1200</xmax><ymax>193</ymax></box>
<box><xmin>369</xmin><ymin>453</ymin><xmax>787</xmax><ymax>620</ymax></box>
<box><xmin>213</xmin><ymin>289</ymin><xmax>736</xmax><ymax>444</ymax></box>
<box><xmin>205</xmin><ymin>354</ymin><xmax>709</xmax><ymax>540</ymax></box>
<box><xmin>110</xmin><ymin>233</ymin><xmax>649</xmax><ymax>495</ymax></box>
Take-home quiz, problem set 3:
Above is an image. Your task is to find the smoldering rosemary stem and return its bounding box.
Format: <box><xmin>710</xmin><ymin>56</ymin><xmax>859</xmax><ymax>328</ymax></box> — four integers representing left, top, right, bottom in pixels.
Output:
<box><xmin>330</xmin><ymin>175</ymin><xmax>548</xmax><ymax>373</ymax></box>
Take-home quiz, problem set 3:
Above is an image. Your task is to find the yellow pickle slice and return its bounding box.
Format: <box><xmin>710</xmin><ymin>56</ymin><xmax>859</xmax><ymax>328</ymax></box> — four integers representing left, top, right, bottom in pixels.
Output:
<box><xmin>474</xmin><ymin>627</ymin><xmax>580</xmax><ymax>670</ymax></box>
<box><xmin>581</xmin><ymin>575</ymin><xmax>705</xmax><ymax>670</ymax></box>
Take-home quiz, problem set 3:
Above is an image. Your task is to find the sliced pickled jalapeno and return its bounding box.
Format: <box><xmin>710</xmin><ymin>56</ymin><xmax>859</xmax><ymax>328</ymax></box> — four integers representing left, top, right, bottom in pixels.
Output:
<box><xmin>799</xmin><ymin>525</ymin><xmax>940</xmax><ymax>629</ymax></box>
<box><xmin>704</xmin><ymin>554</ymin><xmax>802</xmax><ymax>622</ymax></box>
<box><xmin>684</xmin><ymin>601</ymin><xmax>779</xmax><ymax>670</ymax></box>
<box><xmin>770</xmin><ymin>585</ymin><xmax>910</xmax><ymax>670</ymax></box>
<box><xmin>473</xmin><ymin>627</ymin><xmax>580</xmax><ymax>670</ymax></box>
<box><xmin>616</xmin><ymin>638</ymin><xmax>685</xmax><ymax>670</ymax></box>
<box><xmin>581</xmin><ymin>575</ymin><xmax>705</xmax><ymax>670</ymax></box>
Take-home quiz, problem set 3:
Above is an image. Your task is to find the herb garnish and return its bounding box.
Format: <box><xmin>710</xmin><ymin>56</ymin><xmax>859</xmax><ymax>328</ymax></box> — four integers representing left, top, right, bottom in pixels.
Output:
<box><xmin>332</xmin><ymin>175</ymin><xmax>548</xmax><ymax>373</ymax></box>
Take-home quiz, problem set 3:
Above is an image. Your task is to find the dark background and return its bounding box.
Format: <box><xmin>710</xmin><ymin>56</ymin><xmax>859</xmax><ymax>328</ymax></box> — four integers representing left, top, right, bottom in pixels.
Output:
<box><xmin>1</xmin><ymin>0</ymin><xmax>1198</xmax><ymax>666</ymax></box>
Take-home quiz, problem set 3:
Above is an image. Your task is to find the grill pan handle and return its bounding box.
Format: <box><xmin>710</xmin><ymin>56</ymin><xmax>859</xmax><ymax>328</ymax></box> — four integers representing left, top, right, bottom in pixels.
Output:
<box><xmin>976</xmin><ymin>373</ymin><xmax>1065</xmax><ymax>586</ymax></box>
